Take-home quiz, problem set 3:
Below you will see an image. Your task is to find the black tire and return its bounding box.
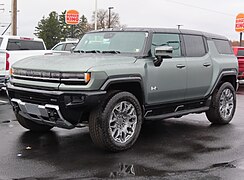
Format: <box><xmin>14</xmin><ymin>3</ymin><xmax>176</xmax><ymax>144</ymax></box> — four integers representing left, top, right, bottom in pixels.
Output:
<box><xmin>16</xmin><ymin>113</ymin><xmax>53</xmax><ymax>131</ymax></box>
<box><xmin>89</xmin><ymin>91</ymin><xmax>142</xmax><ymax>152</ymax></box>
<box><xmin>206</xmin><ymin>82</ymin><xmax>236</xmax><ymax>124</ymax></box>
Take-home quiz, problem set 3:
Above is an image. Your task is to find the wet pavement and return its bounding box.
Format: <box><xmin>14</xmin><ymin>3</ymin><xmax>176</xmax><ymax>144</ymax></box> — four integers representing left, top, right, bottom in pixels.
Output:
<box><xmin>1</xmin><ymin>87</ymin><xmax>244</xmax><ymax>179</ymax></box>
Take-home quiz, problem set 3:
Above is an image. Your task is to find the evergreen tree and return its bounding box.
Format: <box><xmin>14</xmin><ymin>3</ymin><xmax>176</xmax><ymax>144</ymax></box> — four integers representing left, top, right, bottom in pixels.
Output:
<box><xmin>34</xmin><ymin>11</ymin><xmax>61</xmax><ymax>49</ymax></box>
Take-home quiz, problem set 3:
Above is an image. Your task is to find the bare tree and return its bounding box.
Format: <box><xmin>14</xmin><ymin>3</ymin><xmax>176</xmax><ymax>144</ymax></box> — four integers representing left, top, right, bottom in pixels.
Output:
<box><xmin>92</xmin><ymin>9</ymin><xmax>121</xmax><ymax>29</ymax></box>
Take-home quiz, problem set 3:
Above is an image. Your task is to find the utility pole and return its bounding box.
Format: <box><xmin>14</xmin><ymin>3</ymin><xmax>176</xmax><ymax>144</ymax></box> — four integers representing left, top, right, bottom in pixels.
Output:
<box><xmin>94</xmin><ymin>0</ymin><xmax>97</xmax><ymax>30</ymax></box>
<box><xmin>11</xmin><ymin>0</ymin><xmax>17</xmax><ymax>35</ymax></box>
<box><xmin>108</xmin><ymin>7</ymin><xmax>114</xmax><ymax>28</ymax></box>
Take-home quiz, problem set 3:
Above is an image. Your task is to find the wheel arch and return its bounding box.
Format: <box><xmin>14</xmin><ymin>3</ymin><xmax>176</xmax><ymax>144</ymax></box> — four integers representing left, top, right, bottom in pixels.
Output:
<box><xmin>209</xmin><ymin>70</ymin><xmax>238</xmax><ymax>96</ymax></box>
<box><xmin>100</xmin><ymin>76</ymin><xmax>145</xmax><ymax>106</ymax></box>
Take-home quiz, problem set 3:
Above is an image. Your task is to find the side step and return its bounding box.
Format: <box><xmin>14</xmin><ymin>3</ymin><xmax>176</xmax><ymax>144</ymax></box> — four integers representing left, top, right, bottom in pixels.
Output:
<box><xmin>145</xmin><ymin>106</ymin><xmax>209</xmax><ymax>121</ymax></box>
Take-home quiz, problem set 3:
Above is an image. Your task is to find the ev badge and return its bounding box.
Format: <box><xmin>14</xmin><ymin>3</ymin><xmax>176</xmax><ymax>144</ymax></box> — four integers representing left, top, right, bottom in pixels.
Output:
<box><xmin>151</xmin><ymin>86</ymin><xmax>158</xmax><ymax>91</ymax></box>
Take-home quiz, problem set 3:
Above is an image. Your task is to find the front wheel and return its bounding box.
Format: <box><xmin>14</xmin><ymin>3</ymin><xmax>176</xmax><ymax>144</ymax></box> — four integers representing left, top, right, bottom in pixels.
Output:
<box><xmin>89</xmin><ymin>91</ymin><xmax>142</xmax><ymax>152</ymax></box>
<box><xmin>206</xmin><ymin>82</ymin><xmax>236</xmax><ymax>124</ymax></box>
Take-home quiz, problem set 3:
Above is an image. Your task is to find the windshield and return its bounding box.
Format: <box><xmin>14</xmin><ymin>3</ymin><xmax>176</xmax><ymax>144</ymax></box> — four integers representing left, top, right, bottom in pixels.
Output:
<box><xmin>75</xmin><ymin>32</ymin><xmax>147</xmax><ymax>54</ymax></box>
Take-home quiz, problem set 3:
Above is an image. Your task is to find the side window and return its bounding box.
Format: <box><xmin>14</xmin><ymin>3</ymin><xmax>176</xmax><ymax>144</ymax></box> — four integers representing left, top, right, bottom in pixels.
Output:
<box><xmin>183</xmin><ymin>35</ymin><xmax>206</xmax><ymax>57</ymax></box>
<box><xmin>64</xmin><ymin>43</ymin><xmax>76</xmax><ymax>51</ymax></box>
<box><xmin>213</xmin><ymin>39</ymin><xmax>233</xmax><ymax>54</ymax></box>
<box><xmin>53</xmin><ymin>44</ymin><xmax>63</xmax><ymax>51</ymax></box>
<box><xmin>151</xmin><ymin>33</ymin><xmax>181</xmax><ymax>57</ymax></box>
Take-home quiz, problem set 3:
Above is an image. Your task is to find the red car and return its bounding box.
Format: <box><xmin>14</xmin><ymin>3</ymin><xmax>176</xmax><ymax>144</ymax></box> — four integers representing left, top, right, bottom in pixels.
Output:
<box><xmin>233</xmin><ymin>46</ymin><xmax>244</xmax><ymax>80</ymax></box>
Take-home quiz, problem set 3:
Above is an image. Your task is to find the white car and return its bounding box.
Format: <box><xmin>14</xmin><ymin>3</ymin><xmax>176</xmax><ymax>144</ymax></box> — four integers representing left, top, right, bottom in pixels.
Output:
<box><xmin>51</xmin><ymin>41</ymin><xmax>78</xmax><ymax>52</ymax></box>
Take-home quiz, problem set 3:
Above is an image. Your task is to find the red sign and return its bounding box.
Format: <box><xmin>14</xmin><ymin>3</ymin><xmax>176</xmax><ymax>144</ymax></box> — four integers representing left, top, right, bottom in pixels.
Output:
<box><xmin>65</xmin><ymin>10</ymin><xmax>79</xmax><ymax>25</ymax></box>
<box><xmin>236</xmin><ymin>13</ymin><xmax>244</xmax><ymax>32</ymax></box>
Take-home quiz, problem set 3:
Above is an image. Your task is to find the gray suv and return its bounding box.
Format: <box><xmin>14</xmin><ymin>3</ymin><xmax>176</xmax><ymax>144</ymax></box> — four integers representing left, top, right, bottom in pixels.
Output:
<box><xmin>7</xmin><ymin>28</ymin><xmax>238</xmax><ymax>151</ymax></box>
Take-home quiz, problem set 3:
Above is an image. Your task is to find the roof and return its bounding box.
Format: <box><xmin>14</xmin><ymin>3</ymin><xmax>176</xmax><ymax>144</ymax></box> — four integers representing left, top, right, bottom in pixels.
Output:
<box><xmin>90</xmin><ymin>27</ymin><xmax>228</xmax><ymax>40</ymax></box>
<box><xmin>0</xmin><ymin>35</ymin><xmax>43</xmax><ymax>41</ymax></box>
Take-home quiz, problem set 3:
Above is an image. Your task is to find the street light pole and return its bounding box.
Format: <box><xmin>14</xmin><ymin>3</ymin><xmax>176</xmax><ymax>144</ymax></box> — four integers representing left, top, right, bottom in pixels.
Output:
<box><xmin>94</xmin><ymin>0</ymin><xmax>97</xmax><ymax>30</ymax></box>
<box><xmin>177</xmin><ymin>24</ymin><xmax>183</xmax><ymax>30</ymax></box>
<box><xmin>240</xmin><ymin>32</ymin><xmax>243</xmax><ymax>47</ymax></box>
<box><xmin>108</xmin><ymin>7</ymin><xmax>114</xmax><ymax>28</ymax></box>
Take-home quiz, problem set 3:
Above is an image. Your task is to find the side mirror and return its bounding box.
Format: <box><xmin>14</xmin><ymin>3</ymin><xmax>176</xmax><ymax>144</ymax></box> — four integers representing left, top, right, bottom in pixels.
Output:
<box><xmin>70</xmin><ymin>46</ymin><xmax>75</xmax><ymax>53</ymax></box>
<box><xmin>154</xmin><ymin>46</ymin><xmax>173</xmax><ymax>67</ymax></box>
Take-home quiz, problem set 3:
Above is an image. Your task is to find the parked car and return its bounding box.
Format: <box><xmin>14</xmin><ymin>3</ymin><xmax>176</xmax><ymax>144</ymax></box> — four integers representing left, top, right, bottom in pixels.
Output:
<box><xmin>51</xmin><ymin>40</ymin><xmax>78</xmax><ymax>52</ymax></box>
<box><xmin>0</xmin><ymin>35</ymin><xmax>51</xmax><ymax>89</ymax></box>
<box><xmin>233</xmin><ymin>46</ymin><xmax>244</xmax><ymax>81</ymax></box>
<box><xmin>7</xmin><ymin>28</ymin><xmax>238</xmax><ymax>152</ymax></box>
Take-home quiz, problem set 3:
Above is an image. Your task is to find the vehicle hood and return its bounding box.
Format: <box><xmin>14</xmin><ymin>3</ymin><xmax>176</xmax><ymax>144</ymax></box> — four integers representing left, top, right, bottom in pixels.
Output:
<box><xmin>12</xmin><ymin>53</ymin><xmax>137</xmax><ymax>72</ymax></box>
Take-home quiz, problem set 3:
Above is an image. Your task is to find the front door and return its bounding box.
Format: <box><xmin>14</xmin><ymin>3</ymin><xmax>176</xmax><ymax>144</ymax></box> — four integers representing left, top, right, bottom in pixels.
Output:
<box><xmin>146</xmin><ymin>33</ymin><xmax>187</xmax><ymax>105</ymax></box>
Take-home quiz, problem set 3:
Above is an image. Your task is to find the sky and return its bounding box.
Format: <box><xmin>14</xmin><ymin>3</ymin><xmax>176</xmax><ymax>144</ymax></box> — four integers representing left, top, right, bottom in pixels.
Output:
<box><xmin>0</xmin><ymin>0</ymin><xmax>243</xmax><ymax>41</ymax></box>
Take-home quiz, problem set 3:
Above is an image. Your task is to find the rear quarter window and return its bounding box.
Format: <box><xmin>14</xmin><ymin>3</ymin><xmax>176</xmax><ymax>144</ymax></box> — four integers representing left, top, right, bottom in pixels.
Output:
<box><xmin>213</xmin><ymin>39</ymin><xmax>233</xmax><ymax>54</ymax></box>
<box><xmin>6</xmin><ymin>39</ymin><xmax>45</xmax><ymax>51</ymax></box>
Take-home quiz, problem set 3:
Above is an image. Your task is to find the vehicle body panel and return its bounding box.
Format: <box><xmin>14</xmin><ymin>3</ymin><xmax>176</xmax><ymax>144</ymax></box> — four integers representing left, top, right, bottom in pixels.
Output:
<box><xmin>233</xmin><ymin>46</ymin><xmax>244</xmax><ymax>79</ymax></box>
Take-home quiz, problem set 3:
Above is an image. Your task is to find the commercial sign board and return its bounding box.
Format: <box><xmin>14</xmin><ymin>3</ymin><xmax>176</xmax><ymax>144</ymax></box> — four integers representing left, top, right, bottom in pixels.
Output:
<box><xmin>236</xmin><ymin>13</ymin><xmax>244</xmax><ymax>32</ymax></box>
<box><xmin>65</xmin><ymin>10</ymin><xmax>79</xmax><ymax>25</ymax></box>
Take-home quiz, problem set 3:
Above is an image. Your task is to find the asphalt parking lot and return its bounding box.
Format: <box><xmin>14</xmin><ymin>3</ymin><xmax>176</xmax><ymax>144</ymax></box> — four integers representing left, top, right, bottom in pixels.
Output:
<box><xmin>1</xmin><ymin>86</ymin><xmax>244</xmax><ymax>179</ymax></box>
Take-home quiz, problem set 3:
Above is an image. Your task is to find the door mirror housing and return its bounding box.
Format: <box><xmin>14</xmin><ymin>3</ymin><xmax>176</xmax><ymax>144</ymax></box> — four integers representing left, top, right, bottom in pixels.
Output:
<box><xmin>70</xmin><ymin>46</ymin><xmax>75</xmax><ymax>53</ymax></box>
<box><xmin>154</xmin><ymin>46</ymin><xmax>173</xmax><ymax>67</ymax></box>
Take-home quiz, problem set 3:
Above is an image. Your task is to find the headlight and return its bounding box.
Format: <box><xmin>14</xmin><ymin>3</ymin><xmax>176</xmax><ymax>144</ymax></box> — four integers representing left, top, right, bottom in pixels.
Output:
<box><xmin>11</xmin><ymin>68</ymin><xmax>91</xmax><ymax>84</ymax></box>
<box><xmin>61</xmin><ymin>72</ymin><xmax>84</xmax><ymax>79</ymax></box>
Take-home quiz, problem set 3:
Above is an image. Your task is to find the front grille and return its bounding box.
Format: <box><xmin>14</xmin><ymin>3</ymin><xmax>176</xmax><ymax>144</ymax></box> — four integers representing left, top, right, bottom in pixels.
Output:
<box><xmin>12</xmin><ymin>69</ymin><xmax>87</xmax><ymax>85</ymax></box>
<box><xmin>10</xmin><ymin>90</ymin><xmax>59</xmax><ymax>105</ymax></box>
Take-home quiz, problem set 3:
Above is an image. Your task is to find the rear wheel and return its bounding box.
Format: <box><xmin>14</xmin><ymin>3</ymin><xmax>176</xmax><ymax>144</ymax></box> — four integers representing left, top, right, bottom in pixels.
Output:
<box><xmin>16</xmin><ymin>113</ymin><xmax>53</xmax><ymax>131</ymax></box>
<box><xmin>206</xmin><ymin>82</ymin><xmax>236</xmax><ymax>124</ymax></box>
<box><xmin>89</xmin><ymin>91</ymin><xmax>142</xmax><ymax>152</ymax></box>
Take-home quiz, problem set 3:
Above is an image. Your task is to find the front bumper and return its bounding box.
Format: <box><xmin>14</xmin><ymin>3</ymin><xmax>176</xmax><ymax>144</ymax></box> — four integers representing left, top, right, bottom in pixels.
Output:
<box><xmin>7</xmin><ymin>83</ymin><xmax>106</xmax><ymax>129</ymax></box>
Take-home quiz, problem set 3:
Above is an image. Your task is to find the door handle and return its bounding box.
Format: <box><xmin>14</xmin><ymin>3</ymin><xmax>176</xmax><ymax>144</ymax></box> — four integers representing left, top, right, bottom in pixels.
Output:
<box><xmin>176</xmin><ymin>64</ymin><xmax>186</xmax><ymax>69</ymax></box>
<box><xmin>203</xmin><ymin>63</ymin><xmax>211</xmax><ymax>67</ymax></box>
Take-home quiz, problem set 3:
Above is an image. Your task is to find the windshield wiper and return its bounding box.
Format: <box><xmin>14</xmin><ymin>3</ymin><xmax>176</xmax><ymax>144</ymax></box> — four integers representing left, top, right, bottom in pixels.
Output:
<box><xmin>73</xmin><ymin>50</ymin><xmax>101</xmax><ymax>53</ymax></box>
<box><xmin>73</xmin><ymin>50</ymin><xmax>85</xmax><ymax>53</ymax></box>
<box><xmin>102</xmin><ymin>50</ymin><xmax>121</xmax><ymax>54</ymax></box>
<box><xmin>85</xmin><ymin>50</ymin><xmax>101</xmax><ymax>53</ymax></box>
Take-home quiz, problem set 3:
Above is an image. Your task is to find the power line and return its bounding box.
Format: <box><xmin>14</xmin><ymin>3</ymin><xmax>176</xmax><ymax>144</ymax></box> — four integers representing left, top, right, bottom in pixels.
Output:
<box><xmin>164</xmin><ymin>0</ymin><xmax>235</xmax><ymax>17</ymax></box>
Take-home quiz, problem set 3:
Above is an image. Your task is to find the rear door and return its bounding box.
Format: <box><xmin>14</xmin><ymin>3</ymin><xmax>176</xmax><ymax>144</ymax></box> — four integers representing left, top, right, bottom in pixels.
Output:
<box><xmin>183</xmin><ymin>34</ymin><xmax>213</xmax><ymax>100</ymax></box>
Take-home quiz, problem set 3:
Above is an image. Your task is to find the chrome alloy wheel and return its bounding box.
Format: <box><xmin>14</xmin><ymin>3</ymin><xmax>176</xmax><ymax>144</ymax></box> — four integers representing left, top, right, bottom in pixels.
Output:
<box><xmin>219</xmin><ymin>88</ymin><xmax>234</xmax><ymax>119</ymax></box>
<box><xmin>109</xmin><ymin>101</ymin><xmax>138</xmax><ymax>144</ymax></box>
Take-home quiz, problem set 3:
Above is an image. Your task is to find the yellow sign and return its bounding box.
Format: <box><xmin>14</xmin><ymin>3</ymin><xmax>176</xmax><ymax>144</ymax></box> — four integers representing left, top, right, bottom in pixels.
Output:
<box><xmin>65</xmin><ymin>10</ymin><xmax>79</xmax><ymax>25</ymax></box>
<box><xmin>236</xmin><ymin>13</ymin><xmax>244</xmax><ymax>32</ymax></box>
